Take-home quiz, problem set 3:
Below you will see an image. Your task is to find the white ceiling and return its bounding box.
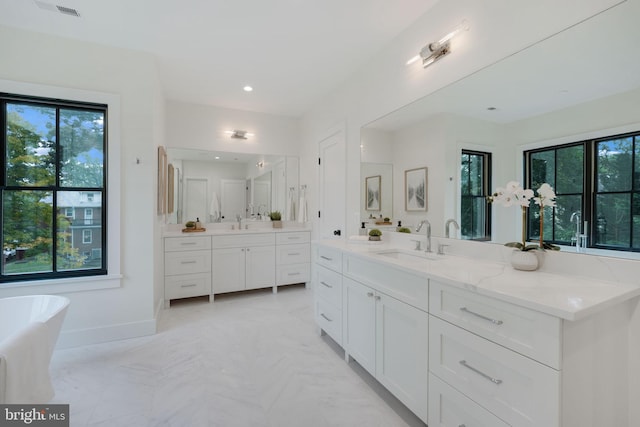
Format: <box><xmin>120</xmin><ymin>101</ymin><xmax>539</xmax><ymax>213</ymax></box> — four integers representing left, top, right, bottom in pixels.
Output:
<box><xmin>0</xmin><ymin>0</ymin><xmax>438</xmax><ymax>117</ymax></box>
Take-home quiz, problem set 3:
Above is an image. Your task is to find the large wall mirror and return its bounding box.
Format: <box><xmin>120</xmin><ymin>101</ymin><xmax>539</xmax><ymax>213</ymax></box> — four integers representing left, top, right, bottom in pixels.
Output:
<box><xmin>360</xmin><ymin>1</ymin><xmax>640</xmax><ymax>258</ymax></box>
<box><xmin>166</xmin><ymin>148</ymin><xmax>299</xmax><ymax>224</ymax></box>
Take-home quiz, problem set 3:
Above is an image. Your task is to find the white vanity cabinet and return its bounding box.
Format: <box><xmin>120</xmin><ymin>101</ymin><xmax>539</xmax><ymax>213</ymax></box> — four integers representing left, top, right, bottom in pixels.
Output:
<box><xmin>342</xmin><ymin>254</ymin><xmax>429</xmax><ymax>423</ymax></box>
<box><xmin>275</xmin><ymin>231</ymin><xmax>310</xmax><ymax>288</ymax></box>
<box><xmin>212</xmin><ymin>233</ymin><xmax>275</xmax><ymax>294</ymax></box>
<box><xmin>314</xmin><ymin>245</ymin><xmax>343</xmax><ymax>345</ymax></box>
<box><xmin>164</xmin><ymin>235</ymin><xmax>212</xmax><ymax>308</ymax></box>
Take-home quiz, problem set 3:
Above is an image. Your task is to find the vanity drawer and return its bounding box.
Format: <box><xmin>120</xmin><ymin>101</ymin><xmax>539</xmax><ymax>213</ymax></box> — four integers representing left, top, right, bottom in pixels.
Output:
<box><xmin>429</xmin><ymin>281</ymin><xmax>561</xmax><ymax>368</ymax></box>
<box><xmin>315</xmin><ymin>265</ymin><xmax>342</xmax><ymax>308</ymax></box>
<box><xmin>276</xmin><ymin>263</ymin><xmax>310</xmax><ymax>285</ymax></box>
<box><xmin>316</xmin><ymin>297</ymin><xmax>342</xmax><ymax>345</ymax></box>
<box><xmin>316</xmin><ymin>245</ymin><xmax>343</xmax><ymax>273</ymax></box>
<box><xmin>165</xmin><ymin>251</ymin><xmax>212</xmax><ymax>276</ymax></box>
<box><xmin>276</xmin><ymin>243</ymin><xmax>310</xmax><ymax>265</ymax></box>
<box><xmin>429</xmin><ymin>316</ymin><xmax>560</xmax><ymax>427</ymax></box>
<box><xmin>276</xmin><ymin>231</ymin><xmax>310</xmax><ymax>245</ymax></box>
<box><xmin>165</xmin><ymin>236</ymin><xmax>211</xmax><ymax>252</ymax></box>
<box><xmin>212</xmin><ymin>233</ymin><xmax>275</xmax><ymax>249</ymax></box>
<box><xmin>165</xmin><ymin>273</ymin><xmax>211</xmax><ymax>300</ymax></box>
<box><xmin>428</xmin><ymin>374</ymin><xmax>509</xmax><ymax>427</ymax></box>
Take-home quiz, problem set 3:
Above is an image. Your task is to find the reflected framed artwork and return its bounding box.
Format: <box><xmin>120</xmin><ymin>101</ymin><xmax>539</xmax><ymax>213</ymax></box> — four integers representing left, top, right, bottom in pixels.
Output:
<box><xmin>157</xmin><ymin>146</ymin><xmax>167</xmax><ymax>214</ymax></box>
<box><xmin>405</xmin><ymin>167</ymin><xmax>427</xmax><ymax>211</ymax></box>
<box><xmin>365</xmin><ymin>175</ymin><xmax>381</xmax><ymax>211</ymax></box>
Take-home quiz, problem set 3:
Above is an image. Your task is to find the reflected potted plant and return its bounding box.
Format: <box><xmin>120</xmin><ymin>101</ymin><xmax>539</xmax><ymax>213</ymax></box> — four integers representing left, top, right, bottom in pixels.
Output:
<box><xmin>269</xmin><ymin>211</ymin><xmax>282</xmax><ymax>228</ymax></box>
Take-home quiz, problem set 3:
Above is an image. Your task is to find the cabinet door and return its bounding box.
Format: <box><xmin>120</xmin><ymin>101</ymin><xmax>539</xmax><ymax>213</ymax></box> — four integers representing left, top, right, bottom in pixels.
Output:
<box><xmin>342</xmin><ymin>277</ymin><xmax>376</xmax><ymax>375</ymax></box>
<box><xmin>375</xmin><ymin>293</ymin><xmax>429</xmax><ymax>423</ymax></box>
<box><xmin>212</xmin><ymin>248</ymin><xmax>245</xmax><ymax>293</ymax></box>
<box><xmin>245</xmin><ymin>245</ymin><xmax>275</xmax><ymax>290</ymax></box>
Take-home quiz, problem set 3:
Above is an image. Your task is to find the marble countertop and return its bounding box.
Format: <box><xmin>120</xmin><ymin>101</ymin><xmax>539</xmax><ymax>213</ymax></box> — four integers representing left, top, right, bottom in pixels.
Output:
<box><xmin>163</xmin><ymin>224</ymin><xmax>311</xmax><ymax>238</ymax></box>
<box><xmin>314</xmin><ymin>239</ymin><xmax>640</xmax><ymax>321</ymax></box>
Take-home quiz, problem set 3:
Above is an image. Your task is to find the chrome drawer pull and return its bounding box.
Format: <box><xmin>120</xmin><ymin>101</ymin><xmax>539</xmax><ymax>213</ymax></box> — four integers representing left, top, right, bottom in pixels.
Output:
<box><xmin>287</xmin><ymin>272</ymin><xmax>300</xmax><ymax>276</ymax></box>
<box><xmin>180</xmin><ymin>242</ymin><xmax>197</xmax><ymax>245</ymax></box>
<box><xmin>460</xmin><ymin>307</ymin><xmax>503</xmax><ymax>325</ymax></box>
<box><xmin>320</xmin><ymin>313</ymin><xmax>333</xmax><ymax>322</ymax></box>
<box><xmin>320</xmin><ymin>255</ymin><xmax>333</xmax><ymax>261</ymax></box>
<box><xmin>459</xmin><ymin>424</ymin><xmax>467</xmax><ymax>427</ymax></box>
<box><xmin>288</xmin><ymin>252</ymin><xmax>301</xmax><ymax>256</ymax></box>
<box><xmin>180</xmin><ymin>284</ymin><xmax>197</xmax><ymax>288</ymax></box>
<box><xmin>180</xmin><ymin>260</ymin><xmax>197</xmax><ymax>264</ymax></box>
<box><xmin>459</xmin><ymin>360</ymin><xmax>502</xmax><ymax>385</ymax></box>
<box><xmin>288</xmin><ymin>236</ymin><xmax>301</xmax><ymax>240</ymax></box>
<box><xmin>320</xmin><ymin>281</ymin><xmax>333</xmax><ymax>288</ymax></box>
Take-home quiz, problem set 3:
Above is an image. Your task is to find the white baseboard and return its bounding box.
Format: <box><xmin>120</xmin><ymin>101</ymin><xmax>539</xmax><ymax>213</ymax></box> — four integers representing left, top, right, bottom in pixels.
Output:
<box><xmin>55</xmin><ymin>318</ymin><xmax>157</xmax><ymax>349</ymax></box>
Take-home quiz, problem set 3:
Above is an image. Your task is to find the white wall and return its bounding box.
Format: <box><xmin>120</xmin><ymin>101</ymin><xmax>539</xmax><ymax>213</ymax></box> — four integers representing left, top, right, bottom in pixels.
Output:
<box><xmin>0</xmin><ymin>25</ymin><xmax>162</xmax><ymax>347</ymax></box>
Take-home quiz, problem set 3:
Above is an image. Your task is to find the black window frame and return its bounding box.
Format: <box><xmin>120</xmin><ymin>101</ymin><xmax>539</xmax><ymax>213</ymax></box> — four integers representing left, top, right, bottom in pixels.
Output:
<box><xmin>460</xmin><ymin>149</ymin><xmax>492</xmax><ymax>241</ymax></box>
<box><xmin>524</xmin><ymin>130</ymin><xmax>640</xmax><ymax>253</ymax></box>
<box><xmin>0</xmin><ymin>93</ymin><xmax>108</xmax><ymax>283</ymax></box>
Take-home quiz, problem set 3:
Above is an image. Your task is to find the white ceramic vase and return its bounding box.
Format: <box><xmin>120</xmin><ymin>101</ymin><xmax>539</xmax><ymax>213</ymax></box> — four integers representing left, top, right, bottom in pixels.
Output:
<box><xmin>510</xmin><ymin>250</ymin><xmax>539</xmax><ymax>271</ymax></box>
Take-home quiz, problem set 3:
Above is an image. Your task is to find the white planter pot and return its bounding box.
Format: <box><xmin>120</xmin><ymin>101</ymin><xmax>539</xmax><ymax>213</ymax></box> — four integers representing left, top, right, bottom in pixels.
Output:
<box><xmin>510</xmin><ymin>250</ymin><xmax>539</xmax><ymax>271</ymax></box>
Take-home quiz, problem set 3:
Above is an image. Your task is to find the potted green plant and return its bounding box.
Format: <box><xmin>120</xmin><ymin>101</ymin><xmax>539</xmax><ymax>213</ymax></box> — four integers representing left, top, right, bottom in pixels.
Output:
<box><xmin>184</xmin><ymin>220</ymin><xmax>196</xmax><ymax>230</ymax></box>
<box><xmin>269</xmin><ymin>211</ymin><xmax>282</xmax><ymax>228</ymax></box>
<box><xmin>397</xmin><ymin>227</ymin><xmax>411</xmax><ymax>233</ymax></box>
<box><xmin>368</xmin><ymin>228</ymin><xmax>382</xmax><ymax>241</ymax></box>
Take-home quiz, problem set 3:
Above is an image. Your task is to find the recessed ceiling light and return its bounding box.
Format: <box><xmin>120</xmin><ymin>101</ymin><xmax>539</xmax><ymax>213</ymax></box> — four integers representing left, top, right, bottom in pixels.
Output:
<box><xmin>214</xmin><ymin>156</ymin><xmax>220</xmax><ymax>160</ymax></box>
<box><xmin>243</xmin><ymin>86</ymin><xmax>253</xmax><ymax>92</ymax></box>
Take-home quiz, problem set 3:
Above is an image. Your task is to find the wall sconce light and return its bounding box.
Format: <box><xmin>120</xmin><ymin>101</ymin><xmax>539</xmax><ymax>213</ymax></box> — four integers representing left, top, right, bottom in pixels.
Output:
<box><xmin>256</xmin><ymin>161</ymin><xmax>264</xmax><ymax>168</ymax></box>
<box><xmin>406</xmin><ymin>20</ymin><xmax>469</xmax><ymax>68</ymax></box>
<box><xmin>225</xmin><ymin>130</ymin><xmax>255</xmax><ymax>140</ymax></box>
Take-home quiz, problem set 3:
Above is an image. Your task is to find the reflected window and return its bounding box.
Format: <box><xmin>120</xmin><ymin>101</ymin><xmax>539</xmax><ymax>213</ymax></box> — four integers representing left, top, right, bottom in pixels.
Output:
<box><xmin>460</xmin><ymin>150</ymin><xmax>491</xmax><ymax>241</ymax></box>
<box><xmin>525</xmin><ymin>132</ymin><xmax>640</xmax><ymax>252</ymax></box>
<box><xmin>1</xmin><ymin>94</ymin><xmax>107</xmax><ymax>281</ymax></box>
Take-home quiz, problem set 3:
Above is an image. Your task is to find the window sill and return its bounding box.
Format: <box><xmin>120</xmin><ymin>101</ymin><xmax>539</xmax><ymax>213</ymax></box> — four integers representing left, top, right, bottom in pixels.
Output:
<box><xmin>557</xmin><ymin>245</ymin><xmax>640</xmax><ymax>260</ymax></box>
<box><xmin>0</xmin><ymin>274</ymin><xmax>123</xmax><ymax>296</ymax></box>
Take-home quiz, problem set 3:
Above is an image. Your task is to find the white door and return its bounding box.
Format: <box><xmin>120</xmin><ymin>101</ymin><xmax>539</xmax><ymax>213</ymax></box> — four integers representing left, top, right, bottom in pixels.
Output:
<box><xmin>212</xmin><ymin>248</ymin><xmax>245</xmax><ymax>293</ymax></box>
<box><xmin>318</xmin><ymin>127</ymin><xmax>346</xmax><ymax>239</ymax></box>
<box><xmin>221</xmin><ymin>179</ymin><xmax>246</xmax><ymax>221</ymax></box>
<box><xmin>343</xmin><ymin>277</ymin><xmax>376</xmax><ymax>375</ymax></box>
<box><xmin>185</xmin><ymin>177</ymin><xmax>208</xmax><ymax>223</ymax></box>
<box><xmin>245</xmin><ymin>245</ymin><xmax>275</xmax><ymax>290</ymax></box>
<box><xmin>375</xmin><ymin>293</ymin><xmax>429</xmax><ymax>422</ymax></box>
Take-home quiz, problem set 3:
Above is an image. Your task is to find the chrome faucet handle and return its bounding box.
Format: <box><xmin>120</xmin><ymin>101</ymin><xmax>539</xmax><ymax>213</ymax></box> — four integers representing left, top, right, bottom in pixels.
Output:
<box><xmin>437</xmin><ymin>243</ymin><xmax>449</xmax><ymax>255</ymax></box>
<box><xmin>410</xmin><ymin>239</ymin><xmax>422</xmax><ymax>251</ymax></box>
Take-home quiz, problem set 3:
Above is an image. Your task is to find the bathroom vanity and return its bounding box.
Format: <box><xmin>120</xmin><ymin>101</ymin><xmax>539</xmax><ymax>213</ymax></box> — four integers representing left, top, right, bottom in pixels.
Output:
<box><xmin>163</xmin><ymin>226</ymin><xmax>310</xmax><ymax>307</ymax></box>
<box><xmin>313</xmin><ymin>238</ymin><xmax>640</xmax><ymax>426</ymax></box>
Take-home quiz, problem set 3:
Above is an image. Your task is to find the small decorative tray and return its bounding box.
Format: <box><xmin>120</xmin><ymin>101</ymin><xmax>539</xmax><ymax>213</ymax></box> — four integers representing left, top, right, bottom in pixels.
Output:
<box><xmin>182</xmin><ymin>228</ymin><xmax>206</xmax><ymax>233</ymax></box>
<box><xmin>375</xmin><ymin>221</ymin><xmax>392</xmax><ymax>225</ymax></box>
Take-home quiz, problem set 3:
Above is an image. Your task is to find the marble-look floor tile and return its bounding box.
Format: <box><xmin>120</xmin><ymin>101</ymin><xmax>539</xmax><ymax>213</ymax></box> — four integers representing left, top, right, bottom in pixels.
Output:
<box><xmin>50</xmin><ymin>285</ymin><xmax>426</xmax><ymax>427</ymax></box>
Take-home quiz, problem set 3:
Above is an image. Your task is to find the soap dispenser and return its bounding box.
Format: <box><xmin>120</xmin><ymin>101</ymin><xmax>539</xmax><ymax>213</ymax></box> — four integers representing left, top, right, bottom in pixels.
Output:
<box><xmin>195</xmin><ymin>217</ymin><xmax>201</xmax><ymax>229</ymax></box>
<box><xmin>396</xmin><ymin>220</ymin><xmax>402</xmax><ymax>231</ymax></box>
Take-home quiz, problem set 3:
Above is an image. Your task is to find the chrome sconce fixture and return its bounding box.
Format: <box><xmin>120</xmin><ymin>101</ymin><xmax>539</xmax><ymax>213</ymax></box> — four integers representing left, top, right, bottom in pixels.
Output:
<box><xmin>407</xmin><ymin>20</ymin><xmax>469</xmax><ymax>68</ymax></box>
<box><xmin>225</xmin><ymin>130</ymin><xmax>255</xmax><ymax>140</ymax></box>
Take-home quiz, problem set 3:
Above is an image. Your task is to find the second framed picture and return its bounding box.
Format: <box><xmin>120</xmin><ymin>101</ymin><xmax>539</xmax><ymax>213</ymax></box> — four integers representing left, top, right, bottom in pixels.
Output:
<box><xmin>405</xmin><ymin>167</ymin><xmax>427</xmax><ymax>211</ymax></box>
<box><xmin>365</xmin><ymin>175</ymin><xmax>381</xmax><ymax>211</ymax></box>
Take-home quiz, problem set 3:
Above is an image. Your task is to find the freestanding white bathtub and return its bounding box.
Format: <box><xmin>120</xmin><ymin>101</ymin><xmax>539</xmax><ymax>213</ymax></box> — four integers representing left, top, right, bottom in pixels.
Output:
<box><xmin>0</xmin><ymin>295</ymin><xmax>70</xmax><ymax>403</ymax></box>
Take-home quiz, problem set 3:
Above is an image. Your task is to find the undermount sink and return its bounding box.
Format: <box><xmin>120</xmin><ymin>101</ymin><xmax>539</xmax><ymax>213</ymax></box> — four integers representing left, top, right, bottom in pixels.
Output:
<box><xmin>375</xmin><ymin>249</ymin><xmax>441</xmax><ymax>262</ymax></box>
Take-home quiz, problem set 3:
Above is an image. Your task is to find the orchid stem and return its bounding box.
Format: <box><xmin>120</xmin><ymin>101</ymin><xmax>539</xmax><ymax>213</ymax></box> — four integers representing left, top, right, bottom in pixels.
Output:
<box><xmin>521</xmin><ymin>206</ymin><xmax>526</xmax><ymax>249</ymax></box>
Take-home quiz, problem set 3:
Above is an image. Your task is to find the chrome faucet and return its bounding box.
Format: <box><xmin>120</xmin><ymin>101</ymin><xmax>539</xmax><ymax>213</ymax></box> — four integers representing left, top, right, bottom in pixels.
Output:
<box><xmin>415</xmin><ymin>219</ymin><xmax>432</xmax><ymax>253</ymax></box>
<box><xmin>570</xmin><ymin>211</ymin><xmax>586</xmax><ymax>252</ymax></box>
<box><xmin>236</xmin><ymin>213</ymin><xmax>242</xmax><ymax>230</ymax></box>
<box><xmin>445</xmin><ymin>218</ymin><xmax>460</xmax><ymax>238</ymax></box>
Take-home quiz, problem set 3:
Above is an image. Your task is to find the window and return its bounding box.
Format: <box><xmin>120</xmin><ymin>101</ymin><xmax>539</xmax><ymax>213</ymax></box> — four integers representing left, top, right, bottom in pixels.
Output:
<box><xmin>460</xmin><ymin>150</ymin><xmax>491</xmax><ymax>240</ymax></box>
<box><xmin>84</xmin><ymin>208</ymin><xmax>93</xmax><ymax>225</ymax></box>
<box><xmin>82</xmin><ymin>229</ymin><xmax>92</xmax><ymax>244</ymax></box>
<box><xmin>1</xmin><ymin>93</ymin><xmax>107</xmax><ymax>281</ymax></box>
<box><xmin>525</xmin><ymin>131</ymin><xmax>640</xmax><ymax>252</ymax></box>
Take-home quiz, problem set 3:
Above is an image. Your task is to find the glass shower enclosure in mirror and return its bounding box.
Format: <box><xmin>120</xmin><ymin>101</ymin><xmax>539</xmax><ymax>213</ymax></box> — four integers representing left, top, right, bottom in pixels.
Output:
<box><xmin>166</xmin><ymin>148</ymin><xmax>299</xmax><ymax>224</ymax></box>
<box><xmin>360</xmin><ymin>1</ymin><xmax>640</xmax><ymax>257</ymax></box>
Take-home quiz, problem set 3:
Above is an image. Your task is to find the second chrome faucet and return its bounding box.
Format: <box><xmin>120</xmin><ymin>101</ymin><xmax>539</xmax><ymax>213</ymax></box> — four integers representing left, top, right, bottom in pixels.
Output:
<box><xmin>415</xmin><ymin>219</ymin><xmax>432</xmax><ymax>253</ymax></box>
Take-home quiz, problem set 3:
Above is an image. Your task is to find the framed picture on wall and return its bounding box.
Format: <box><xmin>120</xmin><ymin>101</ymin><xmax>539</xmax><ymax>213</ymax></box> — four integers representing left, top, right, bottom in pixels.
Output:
<box><xmin>405</xmin><ymin>167</ymin><xmax>427</xmax><ymax>211</ymax></box>
<box><xmin>365</xmin><ymin>175</ymin><xmax>381</xmax><ymax>211</ymax></box>
<box><xmin>157</xmin><ymin>146</ymin><xmax>167</xmax><ymax>214</ymax></box>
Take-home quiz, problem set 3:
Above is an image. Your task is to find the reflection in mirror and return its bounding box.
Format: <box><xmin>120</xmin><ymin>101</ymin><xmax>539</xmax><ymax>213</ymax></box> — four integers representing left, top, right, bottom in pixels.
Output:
<box><xmin>360</xmin><ymin>1</ymin><xmax>640</xmax><ymax>259</ymax></box>
<box><xmin>166</xmin><ymin>149</ymin><xmax>298</xmax><ymax>224</ymax></box>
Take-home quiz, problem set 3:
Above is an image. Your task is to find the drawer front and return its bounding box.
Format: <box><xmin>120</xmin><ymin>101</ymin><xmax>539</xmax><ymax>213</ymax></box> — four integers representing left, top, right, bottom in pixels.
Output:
<box><xmin>428</xmin><ymin>374</ymin><xmax>510</xmax><ymax>427</ymax></box>
<box><xmin>165</xmin><ymin>236</ymin><xmax>211</xmax><ymax>252</ymax></box>
<box><xmin>165</xmin><ymin>273</ymin><xmax>211</xmax><ymax>300</ymax></box>
<box><xmin>315</xmin><ymin>265</ymin><xmax>342</xmax><ymax>308</ymax></box>
<box><xmin>316</xmin><ymin>297</ymin><xmax>342</xmax><ymax>346</ymax></box>
<box><xmin>276</xmin><ymin>243</ymin><xmax>310</xmax><ymax>265</ymax></box>
<box><xmin>212</xmin><ymin>233</ymin><xmax>275</xmax><ymax>249</ymax></box>
<box><xmin>429</xmin><ymin>281</ymin><xmax>561</xmax><ymax>369</ymax></box>
<box><xmin>165</xmin><ymin>250</ymin><xmax>212</xmax><ymax>276</ymax></box>
<box><xmin>276</xmin><ymin>231</ymin><xmax>310</xmax><ymax>245</ymax></box>
<box><xmin>277</xmin><ymin>263</ymin><xmax>310</xmax><ymax>285</ymax></box>
<box><xmin>343</xmin><ymin>254</ymin><xmax>428</xmax><ymax>312</ymax></box>
<box><xmin>429</xmin><ymin>316</ymin><xmax>560</xmax><ymax>427</ymax></box>
<box><xmin>316</xmin><ymin>245</ymin><xmax>343</xmax><ymax>273</ymax></box>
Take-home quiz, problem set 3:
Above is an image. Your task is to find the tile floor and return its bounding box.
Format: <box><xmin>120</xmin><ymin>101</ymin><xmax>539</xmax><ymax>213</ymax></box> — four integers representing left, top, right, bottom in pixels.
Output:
<box><xmin>50</xmin><ymin>285</ymin><xmax>426</xmax><ymax>427</ymax></box>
